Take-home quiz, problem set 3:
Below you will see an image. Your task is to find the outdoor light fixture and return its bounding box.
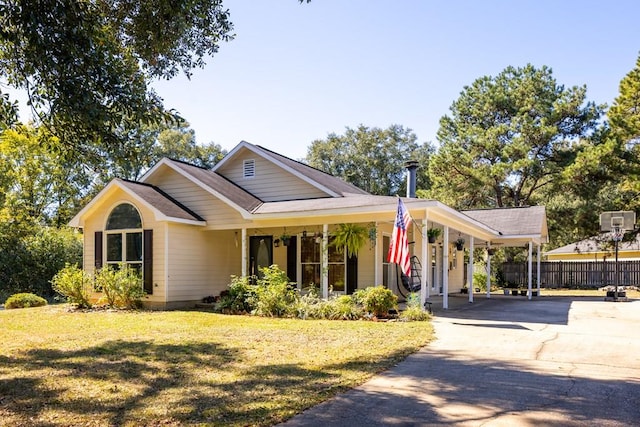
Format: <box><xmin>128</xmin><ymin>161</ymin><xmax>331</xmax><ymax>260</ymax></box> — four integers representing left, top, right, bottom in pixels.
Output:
<box><xmin>274</xmin><ymin>239</ymin><xmax>280</xmax><ymax>247</ymax></box>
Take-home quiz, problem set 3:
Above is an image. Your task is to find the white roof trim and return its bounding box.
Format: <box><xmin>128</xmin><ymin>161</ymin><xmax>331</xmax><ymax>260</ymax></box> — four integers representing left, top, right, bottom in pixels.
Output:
<box><xmin>68</xmin><ymin>179</ymin><xmax>206</xmax><ymax>228</ymax></box>
<box><xmin>212</xmin><ymin>141</ymin><xmax>341</xmax><ymax>197</ymax></box>
<box><xmin>140</xmin><ymin>158</ymin><xmax>254</xmax><ymax>220</ymax></box>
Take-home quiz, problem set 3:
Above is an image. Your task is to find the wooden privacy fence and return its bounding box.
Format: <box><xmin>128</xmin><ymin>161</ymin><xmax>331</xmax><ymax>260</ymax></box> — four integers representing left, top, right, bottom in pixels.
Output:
<box><xmin>501</xmin><ymin>261</ymin><xmax>640</xmax><ymax>288</ymax></box>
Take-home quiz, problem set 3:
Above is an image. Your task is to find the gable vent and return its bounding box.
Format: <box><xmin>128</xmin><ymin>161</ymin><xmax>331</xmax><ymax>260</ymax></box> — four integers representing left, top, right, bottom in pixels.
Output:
<box><xmin>243</xmin><ymin>159</ymin><xmax>255</xmax><ymax>178</ymax></box>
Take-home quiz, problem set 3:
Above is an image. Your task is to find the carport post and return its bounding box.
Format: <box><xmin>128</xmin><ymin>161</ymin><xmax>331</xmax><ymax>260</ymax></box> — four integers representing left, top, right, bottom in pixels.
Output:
<box><xmin>528</xmin><ymin>241</ymin><xmax>533</xmax><ymax>300</ymax></box>
<box><xmin>486</xmin><ymin>245</ymin><xmax>491</xmax><ymax>299</ymax></box>
<box><xmin>537</xmin><ymin>243</ymin><xmax>541</xmax><ymax>294</ymax></box>
<box><xmin>468</xmin><ymin>236</ymin><xmax>474</xmax><ymax>303</ymax></box>
<box><xmin>443</xmin><ymin>226</ymin><xmax>449</xmax><ymax>309</ymax></box>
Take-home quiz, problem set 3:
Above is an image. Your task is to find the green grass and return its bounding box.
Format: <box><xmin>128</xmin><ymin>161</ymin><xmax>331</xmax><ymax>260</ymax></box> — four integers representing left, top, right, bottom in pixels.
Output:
<box><xmin>0</xmin><ymin>306</ymin><xmax>433</xmax><ymax>426</ymax></box>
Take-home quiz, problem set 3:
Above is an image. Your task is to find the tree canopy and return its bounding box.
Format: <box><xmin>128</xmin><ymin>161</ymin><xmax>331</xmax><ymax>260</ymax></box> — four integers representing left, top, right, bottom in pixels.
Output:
<box><xmin>428</xmin><ymin>64</ymin><xmax>602</xmax><ymax>209</ymax></box>
<box><xmin>306</xmin><ymin>124</ymin><xmax>433</xmax><ymax>196</ymax></box>
<box><xmin>0</xmin><ymin>0</ymin><xmax>234</xmax><ymax>151</ymax></box>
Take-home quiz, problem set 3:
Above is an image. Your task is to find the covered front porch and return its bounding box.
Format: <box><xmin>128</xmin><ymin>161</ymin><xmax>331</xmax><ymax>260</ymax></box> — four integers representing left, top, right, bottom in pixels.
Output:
<box><xmin>227</xmin><ymin>200</ymin><xmax>548</xmax><ymax>310</ymax></box>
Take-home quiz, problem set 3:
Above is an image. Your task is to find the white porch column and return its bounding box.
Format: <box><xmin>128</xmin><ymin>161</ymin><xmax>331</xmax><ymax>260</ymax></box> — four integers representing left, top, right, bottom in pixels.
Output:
<box><xmin>420</xmin><ymin>212</ymin><xmax>429</xmax><ymax>309</ymax></box>
<box><xmin>537</xmin><ymin>243</ymin><xmax>542</xmax><ymax>294</ymax></box>
<box><xmin>468</xmin><ymin>236</ymin><xmax>474</xmax><ymax>303</ymax></box>
<box><xmin>442</xmin><ymin>226</ymin><xmax>449</xmax><ymax>309</ymax></box>
<box><xmin>528</xmin><ymin>241</ymin><xmax>533</xmax><ymax>300</ymax></box>
<box><xmin>241</xmin><ymin>228</ymin><xmax>248</xmax><ymax>277</ymax></box>
<box><xmin>486</xmin><ymin>244</ymin><xmax>491</xmax><ymax>299</ymax></box>
<box><xmin>374</xmin><ymin>221</ymin><xmax>380</xmax><ymax>286</ymax></box>
<box><xmin>321</xmin><ymin>224</ymin><xmax>329</xmax><ymax>298</ymax></box>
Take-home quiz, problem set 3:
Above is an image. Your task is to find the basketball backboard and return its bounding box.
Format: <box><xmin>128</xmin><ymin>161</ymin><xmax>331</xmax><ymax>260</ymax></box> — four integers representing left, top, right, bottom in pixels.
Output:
<box><xmin>599</xmin><ymin>211</ymin><xmax>636</xmax><ymax>232</ymax></box>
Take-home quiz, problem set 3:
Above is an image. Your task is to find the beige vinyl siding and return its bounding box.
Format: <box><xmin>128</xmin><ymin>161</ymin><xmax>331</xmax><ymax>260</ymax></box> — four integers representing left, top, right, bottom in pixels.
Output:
<box><xmin>150</xmin><ymin>166</ymin><xmax>248</xmax><ymax>227</ymax></box>
<box><xmin>217</xmin><ymin>150</ymin><xmax>329</xmax><ymax>201</ymax></box>
<box><xmin>448</xmin><ymin>245</ymin><xmax>465</xmax><ymax>291</ymax></box>
<box><xmin>166</xmin><ymin>226</ymin><xmax>241</xmax><ymax>301</ymax></box>
<box><xmin>356</xmin><ymin>240</ymin><xmax>376</xmax><ymax>289</ymax></box>
<box><xmin>81</xmin><ymin>190</ymin><xmax>166</xmax><ymax>304</ymax></box>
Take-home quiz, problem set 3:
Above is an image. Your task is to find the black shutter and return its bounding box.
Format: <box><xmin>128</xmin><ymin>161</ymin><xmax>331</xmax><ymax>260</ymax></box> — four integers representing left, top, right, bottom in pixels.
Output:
<box><xmin>143</xmin><ymin>229</ymin><xmax>153</xmax><ymax>294</ymax></box>
<box><xmin>347</xmin><ymin>254</ymin><xmax>358</xmax><ymax>294</ymax></box>
<box><xmin>94</xmin><ymin>231</ymin><xmax>103</xmax><ymax>270</ymax></box>
<box><xmin>287</xmin><ymin>236</ymin><xmax>297</xmax><ymax>282</ymax></box>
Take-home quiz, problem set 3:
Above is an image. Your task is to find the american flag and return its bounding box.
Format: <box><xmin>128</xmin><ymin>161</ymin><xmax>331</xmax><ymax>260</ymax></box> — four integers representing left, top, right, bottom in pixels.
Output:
<box><xmin>388</xmin><ymin>198</ymin><xmax>412</xmax><ymax>276</ymax></box>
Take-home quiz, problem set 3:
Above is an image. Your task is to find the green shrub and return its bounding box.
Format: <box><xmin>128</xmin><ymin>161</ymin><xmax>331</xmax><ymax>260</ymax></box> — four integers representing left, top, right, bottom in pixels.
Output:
<box><xmin>293</xmin><ymin>286</ymin><xmax>322</xmax><ymax>319</ymax></box>
<box><xmin>0</xmin><ymin>224</ymin><xmax>82</xmax><ymax>301</ymax></box>
<box><xmin>399</xmin><ymin>293</ymin><xmax>430</xmax><ymax>321</ymax></box>
<box><xmin>323</xmin><ymin>295</ymin><xmax>363</xmax><ymax>320</ymax></box>
<box><xmin>4</xmin><ymin>292</ymin><xmax>48</xmax><ymax>309</ymax></box>
<box><xmin>353</xmin><ymin>286</ymin><xmax>398</xmax><ymax>317</ymax></box>
<box><xmin>95</xmin><ymin>265</ymin><xmax>145</xmax><ymax>309</ymax></box>
<box><xmin>473</xmin><ymin>271</ymin><xmax>488</xmax><ymax>291</ymax></box>
<box><xmin>51</xmin><ymin>264</ymin><xmax>92</xmax><ymax>308</ymax></box>
<box><xmin>217</xmin><ymin>275</ymin><xmax>255</xmax><ymax>313</ymax></box>
<box><xmin>250</xmin><ymin>265</ymin><xmax>297</xmax><ymax>317</ymax></box>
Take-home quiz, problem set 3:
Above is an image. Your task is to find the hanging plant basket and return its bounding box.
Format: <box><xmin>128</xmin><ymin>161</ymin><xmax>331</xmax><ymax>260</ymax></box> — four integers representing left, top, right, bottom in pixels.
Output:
<box><xmin>331</xmin><ymin>223</ymin><xmax>367</xmax><ymax>258</ymax></box>
<box><xmin>427</xmin><ymin>228</ymin><xmax>441</xmax><ymax>244</ymax></box>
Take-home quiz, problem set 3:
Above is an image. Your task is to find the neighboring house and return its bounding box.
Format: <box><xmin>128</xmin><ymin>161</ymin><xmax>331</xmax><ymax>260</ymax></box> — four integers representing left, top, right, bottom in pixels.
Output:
<box><xmin>70</xmin><ymin>141</ymin><xmax>549</xmax><ymax>309</ymax></box>
<box><xmin>544</xmin><ymin>233</ymin><xmax>640</xmax><ymax>261</ymax></box>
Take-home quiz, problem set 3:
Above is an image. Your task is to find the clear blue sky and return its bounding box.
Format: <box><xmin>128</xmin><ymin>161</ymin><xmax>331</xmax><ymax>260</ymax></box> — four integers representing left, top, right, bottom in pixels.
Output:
<box><xmin>19</xmin><ymin>1</ymin><xmax>640</xmax><ymax>161</ymax></box>
<box><xmin>152</xmin><ymin>0</ymin><xmax>640</xmax><ymax>160</ymax></box>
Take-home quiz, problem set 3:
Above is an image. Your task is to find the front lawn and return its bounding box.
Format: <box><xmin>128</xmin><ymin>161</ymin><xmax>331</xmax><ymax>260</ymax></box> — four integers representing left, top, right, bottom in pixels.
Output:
<box><xmin>0</xmin><ymin>306</ymin><xmax>433</xmax><ymax>426</ymax></box>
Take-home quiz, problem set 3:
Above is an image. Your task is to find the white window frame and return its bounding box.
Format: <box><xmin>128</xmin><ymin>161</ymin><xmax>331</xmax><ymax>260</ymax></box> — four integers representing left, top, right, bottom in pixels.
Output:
<box><xmin>103</xmin><ymin>203</ymin><xmax>144</xmax><ymax>285</ymax></box>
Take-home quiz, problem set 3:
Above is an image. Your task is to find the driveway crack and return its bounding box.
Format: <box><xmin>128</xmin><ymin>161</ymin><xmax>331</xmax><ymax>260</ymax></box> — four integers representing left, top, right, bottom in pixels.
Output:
<box><xmin>535</xmin><ymin>331</ymin><xmax>559</xmax><ymax>360</ymax></box>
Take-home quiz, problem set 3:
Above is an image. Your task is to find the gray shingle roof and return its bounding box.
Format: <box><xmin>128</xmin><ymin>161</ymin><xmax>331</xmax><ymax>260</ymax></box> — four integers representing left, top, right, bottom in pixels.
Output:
<box><xmin>118</xmin><ymin>179</ymin><xmax>204</xmax><ymax>222</ymax></box>
<box><xmin>463</xmin><ymin>206</ymin><xmax>547</xmax><ymax>236</ymax></box>
<box><xmin>166</xmin><ymin>160</ymin><xmax>263</xmax><ymax>212</ymax></box>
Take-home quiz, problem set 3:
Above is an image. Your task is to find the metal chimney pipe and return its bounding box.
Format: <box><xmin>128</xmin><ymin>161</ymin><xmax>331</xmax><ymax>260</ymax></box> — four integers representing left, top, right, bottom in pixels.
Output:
<box><xmin>405</xmin><ymin>160</ymin><xmax>419</xmax><ymax>198</ymax></box>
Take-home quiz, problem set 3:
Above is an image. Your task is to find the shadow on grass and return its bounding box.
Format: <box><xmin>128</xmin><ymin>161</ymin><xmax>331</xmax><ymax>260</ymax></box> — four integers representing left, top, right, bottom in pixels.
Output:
<box><xmin>0</xmin><ymin>338</ymin><xmax>421</xmax><ymax>426</ymax></box>
<box><xmin>0</xmin><ymin>340</ymin><xmax>236</xmax><ymax>426</ymax></box>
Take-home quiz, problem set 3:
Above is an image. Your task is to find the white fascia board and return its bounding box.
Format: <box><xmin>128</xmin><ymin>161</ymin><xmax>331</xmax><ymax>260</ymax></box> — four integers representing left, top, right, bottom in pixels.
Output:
<box><xmin>493</xmin><ymin>234</ymin><xmax>548</xmax><ymax>245</ymax></box>
<box><xmin>213</xmin><ymin>141</ymin><xmax>340</xmax><ymax>197</ymax></box>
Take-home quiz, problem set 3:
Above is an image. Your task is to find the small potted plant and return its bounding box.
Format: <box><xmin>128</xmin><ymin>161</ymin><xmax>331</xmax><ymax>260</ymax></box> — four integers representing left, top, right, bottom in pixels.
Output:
<box><xmin>487</xmin><ymin>247</ymin><xmax>496</xmax><ymax>256</ymax></box>
<box><xmin>455</xmin><ymin>237</ymin><xmax>465</xmax><ymax>251</ymax></box>
<box><xmin>427</xmin><ymin>228</ymin><xmax>441</xmax><ymax>244</ymax></box>
<box><xmin>280</xmin><ymin>232</ymin><xmax>291</xmax><ymax>246</ymax></box>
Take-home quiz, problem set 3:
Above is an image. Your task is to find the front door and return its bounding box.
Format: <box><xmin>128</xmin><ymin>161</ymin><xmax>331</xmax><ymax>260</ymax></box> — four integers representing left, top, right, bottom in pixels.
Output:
<box><xmin>250</xmin><ymin>236</ymin><xmax>273</xmax><ymax>279</ymax></box>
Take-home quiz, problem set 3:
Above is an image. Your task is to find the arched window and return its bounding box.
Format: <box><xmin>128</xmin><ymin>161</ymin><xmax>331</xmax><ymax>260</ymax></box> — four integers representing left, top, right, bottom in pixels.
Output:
<box><xmin>105</xmin><ymin>203</ymin><xmax>143</xmax><ymax>276</ymax></box>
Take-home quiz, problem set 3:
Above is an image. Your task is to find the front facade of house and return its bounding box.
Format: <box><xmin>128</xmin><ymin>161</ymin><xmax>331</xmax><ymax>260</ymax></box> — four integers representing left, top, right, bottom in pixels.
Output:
<box><xmin>70</xmin><ymin>141</ymin><xmax>549</xmax><ymax>309</ymax></box>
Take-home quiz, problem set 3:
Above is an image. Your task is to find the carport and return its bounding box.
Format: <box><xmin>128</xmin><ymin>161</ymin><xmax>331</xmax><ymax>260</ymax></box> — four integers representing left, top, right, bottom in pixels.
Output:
<box><xmin>415</xmin><ymin>206</ymin><xmax>549</xmax><ymax>310</ymax></box>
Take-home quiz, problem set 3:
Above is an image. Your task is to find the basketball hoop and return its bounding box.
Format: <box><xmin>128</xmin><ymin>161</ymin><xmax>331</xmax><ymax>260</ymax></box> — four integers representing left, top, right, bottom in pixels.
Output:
<box><xmin>611</xmin><ymin>227</ymin><xmax>624</xmax><ymax>242</ymax></box>
<box><xmin>600</xmin><ymin>211</ymin><xmax>636</xmax><ymax>301</ymax></box>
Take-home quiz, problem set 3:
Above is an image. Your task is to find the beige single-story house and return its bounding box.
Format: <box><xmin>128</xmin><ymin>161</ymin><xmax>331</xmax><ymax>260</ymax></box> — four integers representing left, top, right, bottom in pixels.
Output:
<box><xmin>70</xmin><ymin>141</ymin><xmax>549</xmax><ymax>309</ymax></box>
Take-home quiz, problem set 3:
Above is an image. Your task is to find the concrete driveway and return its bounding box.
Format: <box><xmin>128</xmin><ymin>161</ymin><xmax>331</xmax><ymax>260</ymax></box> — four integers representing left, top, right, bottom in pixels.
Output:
<box><xmin>280</xmin><ymin>295</ymin><xmax>640</xmax><ymax>426</ymax></box>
